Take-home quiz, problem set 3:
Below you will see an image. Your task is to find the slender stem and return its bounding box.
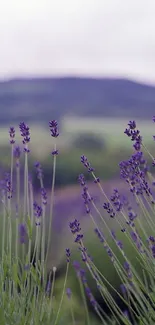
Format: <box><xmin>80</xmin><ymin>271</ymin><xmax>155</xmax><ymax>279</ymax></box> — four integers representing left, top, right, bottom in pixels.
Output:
<box><xmin>53</xmin><ymin>262</ymin><xmax>69</xmax><ymax>325</ymax></box>
<box><xmin>45</xmin><ymin>146</ymin><xmax>57</xmax><ymax>263</ymax></box>
<box><xmin>15</xmin><ymin>162</ymin><xmax>20</xmax><ymax>261</ymax></box>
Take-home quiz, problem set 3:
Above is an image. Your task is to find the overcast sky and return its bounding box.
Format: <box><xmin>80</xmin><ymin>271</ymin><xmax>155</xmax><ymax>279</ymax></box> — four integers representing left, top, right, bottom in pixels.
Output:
<box><xmin>1</xmin><ymin>0</ymin><xmax>155</xmax><ymax>83</ymax></box>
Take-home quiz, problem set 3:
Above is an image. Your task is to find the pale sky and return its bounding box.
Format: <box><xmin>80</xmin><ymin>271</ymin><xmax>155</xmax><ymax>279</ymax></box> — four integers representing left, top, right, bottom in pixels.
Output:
<box><xmin>1</xmin><ymin>0</ymin><xmax>155</xmax><ymax>83</ymax></box>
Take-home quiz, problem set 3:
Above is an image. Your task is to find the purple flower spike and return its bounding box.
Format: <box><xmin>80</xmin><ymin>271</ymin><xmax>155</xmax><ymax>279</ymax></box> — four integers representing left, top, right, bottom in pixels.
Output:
<box><xmin>120</xmin><ymin>283</ymin><xmax>127</xmax><ymax>295</ymax></box>
<box><xmin>9</xmin><ymin>126</ymin><xmax>15</xmax><ymax>144</ymax></box>
<box><xmin>81</xmin><ymin>155</ymin><xmax>94</xmax><ymax>172</ymax></box>
<box><xmin>19</xmin><ymin>122</ymin><xmax>30</xmax><ymax>145</ymax></box>
<box><xmin>124</xmin><ymin>120</ymin><xmax>142</xmax><ymax>151</ymax></box>
<box><xmin>151</xmin><ymin>245</ymin><xmax>155</xmax><ymax>258</ymax></box>
<box><xmin>124</xmin><ymin>261</ymin><xmax>132</xmax><ymax>279</ymax></box>
<box><xmin>66</xmin><ymin>248</ymin><xmax>71</xmax><ymax>262</ymax></box>
<box><xmin>49</xmin><ymin>120</ymin><xmax>59</xmax><ymax>138</ymax></box>
<box><xmin>110</xmin><ymin>189</ymin><xmax>122</xmax><ymax>212</ymax></box>
<box><xmin>13</xmin><ymin>146</ymin><xmax>21</xmax><ymax>160</ymax></box>
<box><xmin>41</xmin><ymin>187</ymin><xmax>47</xmax><ymax>205</ymax></box>
<box><xmin>18</xmin><ymin>223</ymin><xmax>27</xmax><ymax>244</ymax></box>
<box><xmin>94</xmin><ymin>228</ymin><xmax>104</xmax><ymax>243</ymax></box>
<box><xmin>35</xmin><ymin>162</ymin><xmax>43</xmax><ymax>180</ymax></box>
<box><xmin>69</xmin><ymin>219</ymin><xmax>81</xmax><ymax>235</ymax></box>
<box><xmin>103</xmin><ymin>202</ymin><xmax>115</xmax><ymax>218</ymax></box>
<box><xmin>52</xmin><ymin>149</ymin><xmax>59</xmax><ymax>155</ymax></box>
<box><xmin>33</xmin><ymin>202</ymin><xmax>42</xmax><ymax>225</ymax></box>
<box><xmin>152</xmin><ymin>116</ymin><xmax>155</xmax><ymax>122</ymax></box>
<box><xmin>5</xmin><ymin>173</ymin><xmax>13</xmax><ymax>199</ymax></box>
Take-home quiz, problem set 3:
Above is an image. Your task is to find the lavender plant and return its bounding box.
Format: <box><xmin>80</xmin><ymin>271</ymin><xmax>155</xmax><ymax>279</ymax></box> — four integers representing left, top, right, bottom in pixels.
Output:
<box><xmin>67</xmin><ymin>118</ymin><xmax>155</xmax><ymax>325</ymax></box>
<box><xmin>0</xmin><ymin>120</ymin><xmax>85</xmax><ymax>325</ymax></box>
<box><xmin>1</xmin><ymin>117</ymin><xmax>155</xmax><ymax>325</ymax></box>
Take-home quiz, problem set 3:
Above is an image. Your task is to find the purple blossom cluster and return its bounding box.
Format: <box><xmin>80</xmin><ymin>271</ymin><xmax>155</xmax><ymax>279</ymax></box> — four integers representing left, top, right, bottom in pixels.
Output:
<box><xmin>19</xmin><ymin>122</ymin><xmax>30</xmax><ymax>147</ymax></box>
<box><xmin>110</xmin><ymin>189</ymin><xmax>123</xmax><ymax>212</ymax></box>
<box><xmin>3</xmin><ymin>173</ymin><xmax>13</xmax><ymax>199</ymax></box>
<box><xmin>119</xmin><ymin>151</ymin><xmax>151</xmax><ymax>198</ymax></box>
<box><xmin>103</xmin><ymin>202</ymin><xmax>115</xmax><ymax>218</ymax></box>
<box><xmin>9</xmin><ymin>126</ymin><xmax>15</xmax><ymax>144</ymax></box>
<box><xmin>69</xmin><ymin>219</ymin><xmax>83</xmax><ymax>243</ymax></box>
<box><xmin>78</xmin><ymin>174</ymin><xmax>92</xmax><ymax>213</ymax></box>
<box><xmin>124</xmin><ymin>120</ymin><xmax>142</xmax><ymax>151</ymax></box>
<box><xmin>49</xmin><ymin>120</ymin><xmax>59</xmax><ymax>138</ymax></box>
<box><xmin>66</xmin><ymin>248</ymin><xmax>71</xmax><ymax>263</ymax></box>
<box><xmin>81</xmin><ymin>155</ymin><xmax>94</xmax><ymax>172</ymax></box>
<box><xmin>13</xmin><ymin>146</ymin><xmax>21</xmax><ymax>160</ymax></box>
<box><xmin>33</xmin><ymin>202</ymin><xmax>42</xmax><ymax>225</ymax></box>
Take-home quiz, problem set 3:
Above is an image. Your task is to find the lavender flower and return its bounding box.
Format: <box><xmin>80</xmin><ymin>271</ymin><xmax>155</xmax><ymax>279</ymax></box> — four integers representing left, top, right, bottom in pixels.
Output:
<box><xmin>151</xmin><ymin>245</ymin><xmax>155</xmax><ymax>258</ymax></box>
<box><xmin>78</xmin><ymin>174</ymin><xmax>92</xmax><ymax>213</ymax></box>
<box><xmin>94</xmin><ymin>177</ymin><xmax>100</xmax><ymax>183</ymax></box>
<box><xmin>41</xmin><ymin>187</ymin><xmax>47</xmax><ymax>205</ymax></box>
<box><xmin>69</xmin><ymin>219</ymin><xmax>84</xmax><ymax>244</ymax></box>
<box><xmin>19</xmin><ymin>122</ymin><xmax>30</xmax><ymax>145</ymax></box>
<box><xmin>149</xmin><ymin>236</ymin><xmax>155</xmax><ymax>243</ymax></box>
<box><xmin>81</xmin><ymin>155</ymin><xmax>94</xmax><ymax>172</ymax></box>
<box><xmin>73</xmin><ymin>262</ymin><xmax>97</xmax><ymax>308</ymax></box>
<box><xmin>35</xmin><ymin>162</ymin><xmax>43</xmax><ymax>180</ymax></box>
<box><xmin>69</xmin><ymin>219</ymin><xmax>81</xmax><ymax>235</ymax></box>
<box><xmin>85</xmin><ymin>286</ymin><xmax>97</xmax><ymax>308</ymax></box>
<box><xmin>120</xmin><ymin>283</ymin><xmax>127</xmax><ymax>295</ymax></box>
<box><xmin>66</xmin><ymin>248</ymin><xmax>71</xmax><ymax>262</ymax></box>
<box><xmin>5</xmin><ymin>173</ymin><xmax>12</xmax><ymax>199</ymax></box>
<box><xmin>49</xmin><ymin>120</ymin><xmax>59</xmax><ymax>138</ymax></box>
<box><xmin>9</xmin><ymin>126</ymin><xmax>15</xmax><ymax>144</ymax></box>
<box><xmin>94</xmin><ymin>228</ymin><xmax>105</xmax><ymax>243</ymax></box>
<box><xmin>103</xmin><ymin>202</ymin><xmax>115</xmax><ymax>218</ymax></box>
<box><xmin>78</xmin><ymin>246</ymin><xmax>89</xmax><ymax>262</ymax></box>
<box><xmin>78</xmin><ymin>174</ymin><xmax>86</xmax><ymax>187</ymax></box>
<box><xmin>13</xmin><ymin>146</ymin><xmax>21</xmax><ymax>160</ymax></box>
<box><xmin>33</xmin><ymin>202</ymin><xmax>42</xmax><ymax>225</ymax></box>
<box><xmin>18</xmin><ymin>223</ymin><xmax>27</xmax><ymax>244</ymax></box>
<box><xmin>124</xmin><ymin>261</ymin><xmax>132</xmax><ymax>279</ymax></box>
<box><xmin>130</xmin><ymin>231</ymin><xmax>138</xmax><ymax>243</ymax></box>
<box><xmin>51</xmin><ymin>149</ymin><xmax>59</xmax><ymax>155</ymax></box>
<box><xmin>110</xmin><ymin>188</ymin><xmax>122</xmax><ymax>212</ymax></box>
<box><xmin>124</xmin><ymin>120</ymin><xmax>142</xmax><ymax>151</ymax></box>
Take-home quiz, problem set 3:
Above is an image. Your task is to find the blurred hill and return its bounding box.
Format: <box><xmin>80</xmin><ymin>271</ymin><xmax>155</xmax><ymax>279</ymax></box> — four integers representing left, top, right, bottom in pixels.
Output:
<box><xmin>0</xmin><ymin>77</ymin><xmax>155</xmax><ymax>124</ymax></box>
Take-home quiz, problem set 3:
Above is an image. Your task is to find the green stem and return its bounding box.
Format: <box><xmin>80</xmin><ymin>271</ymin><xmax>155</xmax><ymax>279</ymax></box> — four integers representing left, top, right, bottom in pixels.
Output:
<box><xmin>53</xmin><ymin>262</ymin><xmax>69</xmax><ymax>325</ymax></box>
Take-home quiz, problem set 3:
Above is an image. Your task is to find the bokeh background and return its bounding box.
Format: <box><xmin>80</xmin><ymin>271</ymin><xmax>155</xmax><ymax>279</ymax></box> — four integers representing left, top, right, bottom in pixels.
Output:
<box><xmin>1</xmin><ymin>0</ymin><xmax>155</xmax><ymax>249</ymax></box>
<box><xmin>1</xmin><ymin>0</ymin><xmax>155</xmax><ymax>189</ymax></box>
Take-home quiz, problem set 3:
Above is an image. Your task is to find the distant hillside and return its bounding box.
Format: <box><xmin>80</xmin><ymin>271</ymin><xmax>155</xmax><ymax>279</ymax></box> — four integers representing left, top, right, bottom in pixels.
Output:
<box><xmin>0</xmin><ymin>77</ymin><xmax>155</xmax><ymax>125</ymax></box>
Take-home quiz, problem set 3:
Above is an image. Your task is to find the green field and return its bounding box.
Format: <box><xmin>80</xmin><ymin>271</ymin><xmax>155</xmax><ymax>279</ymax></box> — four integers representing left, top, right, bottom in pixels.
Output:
<box><xmin>62</xmin><ymin>116</ymin><xmax>155</xmax><ymax>147</ymax></box>
<box><xmin>0</xmin><ymin>117</ymin><xmax>154</xmax><ymax>159</ymax></box>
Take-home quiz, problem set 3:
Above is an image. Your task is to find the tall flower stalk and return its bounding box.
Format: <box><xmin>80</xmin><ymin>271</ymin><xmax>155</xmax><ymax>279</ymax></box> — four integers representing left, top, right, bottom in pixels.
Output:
<box><xmin>45</xmin><ymin>120</ymin><xmax>59</xmax><ymax>265</ymax></box>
